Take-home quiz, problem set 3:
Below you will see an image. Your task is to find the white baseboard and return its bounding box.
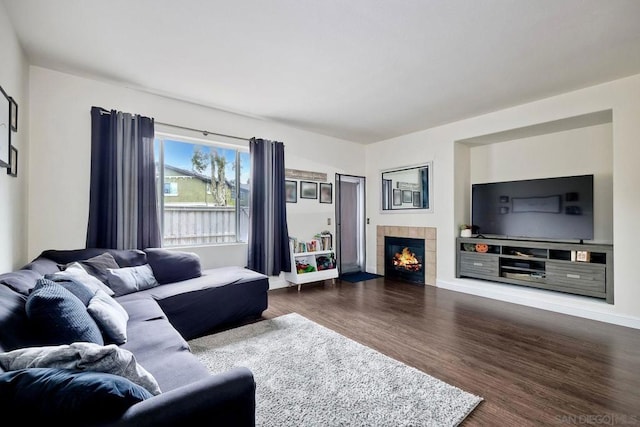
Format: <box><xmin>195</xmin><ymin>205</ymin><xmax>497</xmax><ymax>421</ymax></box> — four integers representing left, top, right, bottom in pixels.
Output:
<box><xmin>268</xmin><ymin>275</ymin><xmax>289</xmax><ymax>290</ymax></box>
<box><xmin>437</xmin><ymin>278</ymin><xmax>640</xmax><ymax>330</ymax></box>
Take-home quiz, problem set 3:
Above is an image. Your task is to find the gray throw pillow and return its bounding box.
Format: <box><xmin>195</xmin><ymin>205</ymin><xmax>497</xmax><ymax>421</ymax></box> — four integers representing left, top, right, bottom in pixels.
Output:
<box><xmin>0</xmin><ymin>342</ymin><xmax>161</xmax><ymax>395</ymax></box>
<box><xmin>104</xmin><ymin>264</ymin><xmax>159</xmax><ymax>296</ymax></box>
<box><xmin>47</xmin><ymin>263</ymin><xmax>115</xmax><ymax>297</ymax></box>
<box><xmin>87</xmin><ymin>289</ymin><xmax>129</xmax><ymax>345</ymax></box>
<box><xmin>65</xmin><ymin>252</ymin><xmax>120</xmax><ymax>285</ymax></box>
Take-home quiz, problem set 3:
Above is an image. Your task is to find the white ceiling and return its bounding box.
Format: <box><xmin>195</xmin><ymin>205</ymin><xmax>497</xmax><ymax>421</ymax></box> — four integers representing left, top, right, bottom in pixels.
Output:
<box><xmin>4</xmin><ymin>0</ymin><xmax>640</xmax><ymax>144</ymax></box>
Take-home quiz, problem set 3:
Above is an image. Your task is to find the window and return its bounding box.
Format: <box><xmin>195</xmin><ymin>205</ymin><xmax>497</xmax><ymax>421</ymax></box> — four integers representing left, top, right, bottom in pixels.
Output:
<box><xmin>164</xmin><ymin>182</ymin><xmax>178</xmax><ymax>196</ymax></box>
<box><xmin>155</xmin><ymin>134</ymin><xmax>250</xmax><ymax>247</ymax></box>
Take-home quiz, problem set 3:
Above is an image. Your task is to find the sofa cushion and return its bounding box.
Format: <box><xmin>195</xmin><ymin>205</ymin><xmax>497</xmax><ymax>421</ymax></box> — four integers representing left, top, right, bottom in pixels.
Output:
<box><xmin>0</xmin><ymin>368</ymin><xmax>152</xmax><ymax>425</ymax></box>
<box><xmin>147</xmin><ymin>266</ymin><xmax>269</xmax><ymax>340</ymax></box>
<box><xmin>0</xmin><ymin>342</ymin><xmax>161</xmax><ymax>395</ymax></box>
<box><xmin>87</xmin><ymin>289</ymin><xmax>129</xmax><ymax>345</ymax></box>
<box><xmin>21</xmin><ymin>257</ymin><xmax>60</xmax><ymax>276</ymax></box>
<box><xmin>105</xmin><ymin>264</ymin><xmax>159</xmax><ymax>296</ymax></box>
<box><xmin>25</xmin><ymin>279</ymin><xmax>104</xmax><ymax>346</ymax></box>
<box><xmin>47</xmin><ymin>262</ymin><xmax>115</xmax><ymax>296</ymax></box>
<box><xmin>0</xmin><ymin>269</ymin><xmax>41</xmax><ymax>295</ymax></box>
<box><xmin>145</xmin><ymin>248</ymin><xmax>201</xmax><ymax>284</ymax></box>
<box><xmin>117</xmin><ymin>293</ymin><xmax>211</xmax><ymax>392</ymax></box>
<box><xmin>39</xmin><ymin>248</ymin><xmax>148</xmax><ymax>268</ymax></box>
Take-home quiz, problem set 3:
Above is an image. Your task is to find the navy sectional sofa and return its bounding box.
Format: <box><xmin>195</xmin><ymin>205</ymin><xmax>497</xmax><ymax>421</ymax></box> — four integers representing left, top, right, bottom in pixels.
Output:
<box><xmin>0</xmin><ymin>247</ymin><xmax>269</xmax><ymax>426</ymax></box>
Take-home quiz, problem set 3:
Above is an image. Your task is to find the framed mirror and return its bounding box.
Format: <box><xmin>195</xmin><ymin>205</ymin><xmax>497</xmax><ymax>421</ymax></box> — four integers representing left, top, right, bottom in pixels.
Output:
<box><xmin>381</xmin><ymin>162</ymin><xmax>433</xmax><ymax>212</ymax></box>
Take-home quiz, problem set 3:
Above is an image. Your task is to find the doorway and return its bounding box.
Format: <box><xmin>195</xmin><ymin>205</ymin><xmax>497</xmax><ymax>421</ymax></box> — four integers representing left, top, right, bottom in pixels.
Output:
<box><xmin>335</xmin><ymin>174</ymin><xmax>366</xmax><ymax>275</ymax></box>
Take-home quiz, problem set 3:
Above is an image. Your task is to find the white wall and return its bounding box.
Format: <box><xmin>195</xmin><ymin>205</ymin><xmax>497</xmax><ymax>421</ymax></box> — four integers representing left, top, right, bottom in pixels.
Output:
<box><xmin>0</xmin><ymin>2</ymin><xmax>29</xmax><ymax>272</ymax></box>
<box><xmin>366</xmin><ymin>73</ymin><xmax>640</xmax><ymax>328</ymax></box>
<box><xmin>469</xmin><ymin>123</ymin><xmax>613</xmax><ymax>243</ymax></box>
<box><xmin>28</xmin><ymin>67</ymin><xmax>365</xmax><ymax>286</ymax></box>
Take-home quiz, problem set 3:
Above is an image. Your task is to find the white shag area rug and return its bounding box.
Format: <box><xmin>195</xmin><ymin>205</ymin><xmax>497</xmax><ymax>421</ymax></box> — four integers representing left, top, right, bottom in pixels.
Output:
<box><xmin>189</xmin><ymin>313</ymin><xmax>482</xmax><ymax>426</ymax></box>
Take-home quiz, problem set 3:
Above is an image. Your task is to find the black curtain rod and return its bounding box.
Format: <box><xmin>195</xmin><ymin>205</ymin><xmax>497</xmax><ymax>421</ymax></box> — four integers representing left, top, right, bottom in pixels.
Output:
<box><xmin>155</xmin><ymin>121</ymin><xmax>250</xmax><ymax>142</ymax></box>
<box><xmin>96</xmin><ymin>108</ymin><xmax>250</xmax><ymax>142</ymax></box>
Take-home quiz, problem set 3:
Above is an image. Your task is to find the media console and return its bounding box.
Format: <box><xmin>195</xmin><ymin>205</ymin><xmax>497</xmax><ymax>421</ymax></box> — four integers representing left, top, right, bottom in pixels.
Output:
<box><xmin>456</xmin><ymin>237</ymin><xmax>613</xmax><ymax>303</ymax></box>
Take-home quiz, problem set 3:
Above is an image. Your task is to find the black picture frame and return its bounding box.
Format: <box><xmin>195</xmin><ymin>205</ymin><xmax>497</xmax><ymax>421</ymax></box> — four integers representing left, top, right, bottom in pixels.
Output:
<box><xmin>412</xmin><ymin>191</ymin><xmax>421</xmax><ymax>207</ymax></box>
<box><xmin>285</xmin><ymin>180</ymin><xmax>297</xmax><ymax>203</ymax></box>
<box><xmin>300</xmin><ymin>181</ymin><xmax>318</xmax><ymax>199</ymax></box>
<box><xmin>402</xmin><ymin>190</ymin><xmax>412</xmax><ymax>203</ymax></box>
<box><xmin>9</xmin><ymin>97</ymin><xmax>17</xmax><ymax>132</ymax></box>
<box><xmin>319</xmin><ymin>182</ymin><xmax>332</xmax><ymax>204</ymax></box>
<box><xmin>7</xmin><ymin>145</ymin><xmax>17</xmax><ymax>177</ymax></box>
<box><xmin>0</xmin><ymin>86</ymin><xmax>10</xmax><ymax>168</ymax></box>
<box><xmin>392</xmin><ymin>189</ymin><xmax>402</xmax><ymax>206</ymax></box>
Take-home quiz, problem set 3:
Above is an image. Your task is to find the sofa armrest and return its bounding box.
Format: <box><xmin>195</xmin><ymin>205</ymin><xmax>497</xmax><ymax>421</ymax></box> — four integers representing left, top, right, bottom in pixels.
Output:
<box><xmin>109</xmin><ymin>367</ymin><xmax>255</xmax><ymax>427</ymax></box>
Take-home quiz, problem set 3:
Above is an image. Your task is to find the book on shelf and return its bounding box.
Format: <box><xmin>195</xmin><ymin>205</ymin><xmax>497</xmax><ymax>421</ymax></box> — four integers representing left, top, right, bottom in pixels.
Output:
<box><xmin>289</xmin><ymin>233</ymin><xmax>333</xmax><ymax>253</ymax></box>
<box><xmin>315</xmin><ymin>231</ymin><xmax>333</xmax><ymax>251</ymax></box>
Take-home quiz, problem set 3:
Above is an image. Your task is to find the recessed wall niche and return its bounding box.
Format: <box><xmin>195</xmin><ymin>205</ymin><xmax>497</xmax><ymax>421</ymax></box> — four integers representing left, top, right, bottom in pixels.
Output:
<box><xmin>454</xmin><ymin>110</ymin><xmax>613</xmax><ymax>244</ymax></box>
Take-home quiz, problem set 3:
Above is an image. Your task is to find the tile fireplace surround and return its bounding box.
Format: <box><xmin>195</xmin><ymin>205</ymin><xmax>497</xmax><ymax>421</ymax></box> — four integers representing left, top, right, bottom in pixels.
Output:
<box><xmin>376</xmin><ymin>226</ymin><xmax>437</xmax><ymax>286</ymax></box>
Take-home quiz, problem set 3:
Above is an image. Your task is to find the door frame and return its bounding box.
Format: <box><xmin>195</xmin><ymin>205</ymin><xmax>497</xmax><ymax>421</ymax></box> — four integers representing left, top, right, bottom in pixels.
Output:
<box><xmin>335</xmin><ymin>173</ymin><xmax>366</xmax><ymax>275</ymax></box>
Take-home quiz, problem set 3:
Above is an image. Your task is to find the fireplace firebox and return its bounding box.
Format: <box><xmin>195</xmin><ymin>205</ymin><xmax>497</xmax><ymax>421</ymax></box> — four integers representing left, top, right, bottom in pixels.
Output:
<box><xmin>384</xmin><ymin>236</ymin><xmax>425</xmax><ymax>285</ymax></box>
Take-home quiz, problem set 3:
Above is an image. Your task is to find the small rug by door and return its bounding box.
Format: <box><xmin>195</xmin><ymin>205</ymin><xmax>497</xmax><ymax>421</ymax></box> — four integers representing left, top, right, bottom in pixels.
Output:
<box><xmin>339</xmin><ymin>271</ymin><xmax>383</xmax><ymax>283</ymax></box>
<box><xmin>189</xmin><ymin>313</ymin><xmax>482</xmax><ymax>426</ymax></box>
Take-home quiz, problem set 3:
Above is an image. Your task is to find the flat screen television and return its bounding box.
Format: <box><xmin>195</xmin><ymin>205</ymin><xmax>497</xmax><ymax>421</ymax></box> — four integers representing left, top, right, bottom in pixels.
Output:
<box><xmin>472</xmin><ymin>174</ymin><xmax>594</xmax><ymax>241</ymax></box>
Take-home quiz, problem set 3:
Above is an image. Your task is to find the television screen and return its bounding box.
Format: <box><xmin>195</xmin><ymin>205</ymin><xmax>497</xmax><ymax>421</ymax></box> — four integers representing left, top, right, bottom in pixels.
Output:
<box><xmin>472</xmin><ymin>174</ymin><xmax>594</xmax><ymax>241</ymax></box>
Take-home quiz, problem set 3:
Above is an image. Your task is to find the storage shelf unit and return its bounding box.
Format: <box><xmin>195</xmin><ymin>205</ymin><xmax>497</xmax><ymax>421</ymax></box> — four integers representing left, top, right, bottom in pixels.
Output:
<box><xmin>283</xmin><ymin>247</ymin><xmax>338</xmax><ymax>291</ymax></box>
<box><xmin>456</xmin><ymin>237</ymin><xmax>613</xmax><ymax>303</ymax></box>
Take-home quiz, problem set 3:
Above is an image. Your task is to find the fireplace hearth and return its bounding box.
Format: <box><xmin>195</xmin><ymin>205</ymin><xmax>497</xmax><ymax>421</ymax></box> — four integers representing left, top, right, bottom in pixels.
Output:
<box><xmin>385</xmin><ymin>236</ymin><xmax>425</xmax><ymax>285</ymax></box>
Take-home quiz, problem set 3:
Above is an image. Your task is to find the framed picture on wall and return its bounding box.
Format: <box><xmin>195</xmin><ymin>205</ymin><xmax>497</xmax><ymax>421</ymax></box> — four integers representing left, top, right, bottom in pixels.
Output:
<box><xmin>0</xmin><ymin>86</ymin><xmax>10</xmax><ymax>168</ymax></box>
<box><xmin>393</xmin><ymin>189</ymin><xmax>402</xmax><ymax>206</ymax></box>
<box><xmin>319</xmin><ymin>183</ymin><xmax>332</xmax><ymax>204</ymax></box>
<box><xmin>7</xmin><ymin>145</ymin><xmax>17</xmax><ymax>177</ymax></box>
<box><xmin>9</xmin><ymin>97</ymin><xmax>17</xmax><ymax>132</ymax></box>
<box><xmin>412</xmin><ymin>191</ymin><xmax>421</xmax><ymax>207</ymax></box>
<box><xmin>285</xmin><ymin>180</ymin><xmax>297</xmax><ymax>203</ymax></box>
<box><xmin>300</xmin><ymin>181</ymin><xmax>318</xmax><ymax>199</ymax></box>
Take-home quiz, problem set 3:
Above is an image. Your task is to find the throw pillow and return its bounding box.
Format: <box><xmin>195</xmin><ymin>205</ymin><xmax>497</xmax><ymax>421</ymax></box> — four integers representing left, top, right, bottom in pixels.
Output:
<box><xmin>0</xmin><ymin>342</ymin><xmax>161</xmax><ymax>395</ymax></box>
<box><xmin>55</xmin><ymin>278</ymin><xmax>96</xmax><ymax>306</ymax></box>
<box><xmin>46</xmin><ymin>262</ymin><xmax>115</xmax><ymax>296</ymax></box>
<box><xmin>87</xmin><ymin>289</ymin><xmax>129</xmax><ymax>345</ymax></box>
<box><xmin>145</xmin><ymin>248</ymin><xmax>202</xmax><ymax>284</ymax></box>
<box><xmin>0</xmin><ymin>368</ymin><xmax>152</xmax><ymax>425</ymax></box>
<box><xmin>0</xmin><ymin>268</ymin><xmax>42</xmax><ymax>295</ymax></box>
<box><xmin>66</xmin><ymin>252</ymin><xmax>121</xmax><ymax>284</ymax></box>
<box><xmin>25</xmin><ymin>279</ymin><xmax>104</xmax><ymax>346</ymax></box>
<box><xmin>104</xmin><ymin>264</ymin><xmax>159</xmax><ymax>296</ymax></box>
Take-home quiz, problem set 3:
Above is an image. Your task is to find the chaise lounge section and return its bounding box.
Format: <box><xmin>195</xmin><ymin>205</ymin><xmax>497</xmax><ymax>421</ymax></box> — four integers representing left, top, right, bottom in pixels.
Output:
<box><xmin>0</xmin><ymin>247</ymin><xmax>269</xmax><ymax>426</ymax></box>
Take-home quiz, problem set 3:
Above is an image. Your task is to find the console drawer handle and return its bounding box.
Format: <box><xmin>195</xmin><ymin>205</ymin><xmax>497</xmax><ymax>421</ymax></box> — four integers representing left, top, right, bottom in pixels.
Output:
<box><xmin>566</xmin><ymin>273</ymin><xmax>580</xmax><ymax>279</ymax></box>
<box><xmin>473</xmin><ymin>262</ymin><xmax>483</xmax><ymax>266</ymax></box>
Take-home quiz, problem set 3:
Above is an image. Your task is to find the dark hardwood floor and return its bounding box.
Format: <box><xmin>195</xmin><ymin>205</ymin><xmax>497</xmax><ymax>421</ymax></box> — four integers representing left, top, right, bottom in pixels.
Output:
<box><xmin>262</xmin><ymin>278</ymin><xmax>640</xmax><ymax>426</ymax></box>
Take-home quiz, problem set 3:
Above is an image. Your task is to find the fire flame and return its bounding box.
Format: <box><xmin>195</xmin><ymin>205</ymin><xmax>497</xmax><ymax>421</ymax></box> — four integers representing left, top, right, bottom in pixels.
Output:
<box><xmin>393</xmin><ymin>247</ymin><xmax>422</xmax><ymax>272</ymax></box>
